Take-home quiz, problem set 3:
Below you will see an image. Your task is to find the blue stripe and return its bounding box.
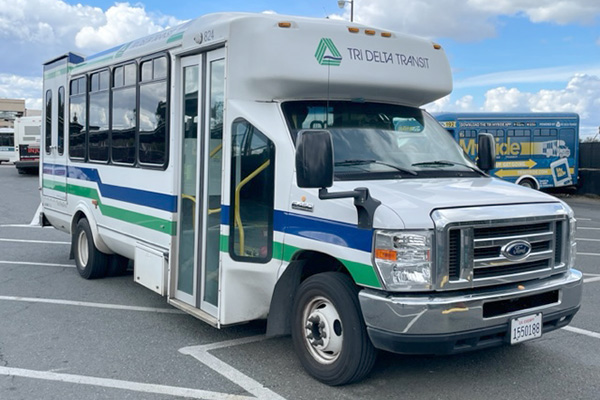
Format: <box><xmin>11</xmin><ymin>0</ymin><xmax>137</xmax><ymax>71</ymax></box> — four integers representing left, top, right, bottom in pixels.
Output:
<box><xmin>276</xmin><ymin>211</ymin><xmax>373</xmax><ymax>252</ymax></box>
<box><xmin>44</xmin><ymin>163</ymin><xmax>177</xmax><ymax>213</ymax></box>
<box><xmin>222</xmin><ymin>206</ymin><xmax>372</xmax><ymax>253</ymax></box>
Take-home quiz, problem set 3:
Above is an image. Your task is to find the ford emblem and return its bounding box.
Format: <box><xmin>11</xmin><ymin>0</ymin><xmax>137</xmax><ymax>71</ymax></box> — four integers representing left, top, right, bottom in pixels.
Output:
<box><xmin>501</xmin><ymin>240</ymin><xmax>532</xmax><ymax>261</ymax></box>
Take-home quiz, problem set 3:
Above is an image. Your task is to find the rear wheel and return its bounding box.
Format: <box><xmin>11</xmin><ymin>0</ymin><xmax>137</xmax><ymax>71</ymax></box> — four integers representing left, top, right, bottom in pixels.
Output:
<box><xmin>292</xmin><ymin>272</ymin><xmax>377</xmax><ymax>385</ymax></box>
<box><xmin>74</xmin><ymin>218</ymin><xmax>108</xmax><ymax>279</ymax></box>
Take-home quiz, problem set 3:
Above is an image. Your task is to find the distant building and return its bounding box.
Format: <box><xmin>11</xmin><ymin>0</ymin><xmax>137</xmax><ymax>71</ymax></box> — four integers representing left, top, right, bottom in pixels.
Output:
<box><xmin>0</xmin><ymin>99</ymin><xmax>40</xmax><ymax>128</ymax></box>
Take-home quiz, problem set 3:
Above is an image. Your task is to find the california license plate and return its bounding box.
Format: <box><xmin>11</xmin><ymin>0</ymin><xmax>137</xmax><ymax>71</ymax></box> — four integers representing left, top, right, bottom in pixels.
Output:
<box><xmin>510</xmin><ymin>313</ymin><xmax>542</xmax><ymax>344</ymax></box>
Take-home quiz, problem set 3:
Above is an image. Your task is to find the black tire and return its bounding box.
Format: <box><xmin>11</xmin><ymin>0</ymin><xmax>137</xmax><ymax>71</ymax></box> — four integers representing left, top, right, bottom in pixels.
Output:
<box><xmin>291</xmin><ymin>272</ymin><xmax>377</xmax><ymax>385</ymax></box>
<box><xmin>73</xmin><ymin>218</ymin><xmax>108</xmax><ymax>279</ymax></box>
<box><xmin>106</xmin><ymin>254</ymin><xmax>131</xmax><ymax>277</ymax></box>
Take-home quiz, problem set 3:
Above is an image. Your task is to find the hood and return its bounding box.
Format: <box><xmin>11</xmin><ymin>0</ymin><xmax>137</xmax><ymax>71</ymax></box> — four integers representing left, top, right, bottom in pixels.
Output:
<box><xmin>333</xmin><ymin>177</ymin><xmax>563</xmax><ymax>229</ymax></box>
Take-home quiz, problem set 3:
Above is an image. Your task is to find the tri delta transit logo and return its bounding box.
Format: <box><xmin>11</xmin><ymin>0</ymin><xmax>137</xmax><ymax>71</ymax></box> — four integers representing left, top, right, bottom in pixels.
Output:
<box><xmin>315</xmin><ymin>38</ymin><xmax>342</xmax><ymax>66</ymax></box>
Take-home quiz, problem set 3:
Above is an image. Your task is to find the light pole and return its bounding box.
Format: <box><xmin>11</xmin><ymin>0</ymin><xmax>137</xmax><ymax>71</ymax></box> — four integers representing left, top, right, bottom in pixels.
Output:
<box><xmin>337</xmin><ymin>0</ymin><xmax>354</xmax><ymax>22</ymax></box>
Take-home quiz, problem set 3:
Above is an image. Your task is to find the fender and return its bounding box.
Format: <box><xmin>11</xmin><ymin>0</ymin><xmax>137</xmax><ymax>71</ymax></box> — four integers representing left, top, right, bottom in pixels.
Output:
<box><xmin>71</xmin><ymin>202</ymin><xmax>113</xmax><ymax>255</ymax></box>
<box><xmin>266</xmin><ymin>259</ymin><xmax>306</xmax><ymax>337</ymax></box>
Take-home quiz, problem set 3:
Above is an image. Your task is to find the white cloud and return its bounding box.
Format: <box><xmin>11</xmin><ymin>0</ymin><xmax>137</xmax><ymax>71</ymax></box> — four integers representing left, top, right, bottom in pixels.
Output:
<box><xmin>0</xmin><ymin>74</ymin><xmax>43</xmax><ymax>110</ymax></box>
<box><xmin>0</xmin><ymin>0</ymin><xmax>184</xmax><ymax>108</ymax></box>
<box><xmin>426</xmin><ymin>94</ymin><xmax>475</xmax><ymax>113</ymax></box>
<box><xmin>428</xmin><ymin>74</ymin><xmax>600</xmax><ymax>139</ymax></box>
<box><xmin>471</xmin><ymin>0</ymin><xmax>600</xmax><ymax>25</ymax></box>
<box><xmin>75</xmin><ymin>3</ymin><xmax>172</xmax><ymax>52</ymax></box>
<box><xmin>332</xmin><ymin>0</ymin><xmax>600</xmax><ymax>41</ymax></box>
<box><xmin>455</xmin><ymin>65</ymin><xmax>600</xmax><ymax>89</ymax></box>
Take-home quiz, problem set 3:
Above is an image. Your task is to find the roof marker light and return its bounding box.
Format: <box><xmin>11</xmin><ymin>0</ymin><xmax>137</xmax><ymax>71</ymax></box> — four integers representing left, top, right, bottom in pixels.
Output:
<box><xmin>278</xmin><ymin>22</ymin><xmax>292</xmax><ymax>28</ymax></box>
<box><xmin>365</xmin><ymin>29</ymin><xmax>376</xmax><ymax>35</ymax></box>
<box><xmin>381</xmin><ymin>32</ymin><xmax>392</xmax><ymax>38</ymax></box>
<box><xmin>348</xmin><ymin>27</ymin><xmax>360</xmax><ymax>33</ymax></box>
<box><xmin>433</xmin><ymin>43</ymin><xmax>442</xmax><ymax>50</ymax></box>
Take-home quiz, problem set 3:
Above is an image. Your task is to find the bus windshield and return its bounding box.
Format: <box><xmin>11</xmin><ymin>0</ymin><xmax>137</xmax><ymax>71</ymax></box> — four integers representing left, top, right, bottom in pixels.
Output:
<box><xmin>282</xmin><ymin>101</ymin><xmax>480</xmax><ymax>180</ymax></box>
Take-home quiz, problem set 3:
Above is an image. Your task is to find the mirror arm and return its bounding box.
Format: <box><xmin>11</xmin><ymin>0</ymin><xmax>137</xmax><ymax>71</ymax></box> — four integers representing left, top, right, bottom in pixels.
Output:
<box><xmin>319</xmin><ymin>187</ymin><xmax>381</xmax><ymax>229</ymax></box>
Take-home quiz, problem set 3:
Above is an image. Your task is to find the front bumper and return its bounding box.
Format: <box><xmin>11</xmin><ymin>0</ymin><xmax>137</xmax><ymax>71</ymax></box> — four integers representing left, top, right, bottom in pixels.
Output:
<box><xmin>359</xmin><ymin>269</ymin><xmax>583</xmax><ymax>354</ymax></box>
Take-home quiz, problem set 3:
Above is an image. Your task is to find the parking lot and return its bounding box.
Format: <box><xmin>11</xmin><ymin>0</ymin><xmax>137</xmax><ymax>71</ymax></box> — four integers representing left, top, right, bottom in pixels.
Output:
<box><xmin>1</xmin><ymin>163</ymin><xmax>599</xmax><ymax>400</ymax></box>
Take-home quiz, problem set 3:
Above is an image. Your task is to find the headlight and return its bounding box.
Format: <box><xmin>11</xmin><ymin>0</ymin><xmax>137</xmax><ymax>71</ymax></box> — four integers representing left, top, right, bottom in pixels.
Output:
<box><xmin>374</xmin><ymin>230</ymin><xmax>433</xmax><ymax>290</ymax></box>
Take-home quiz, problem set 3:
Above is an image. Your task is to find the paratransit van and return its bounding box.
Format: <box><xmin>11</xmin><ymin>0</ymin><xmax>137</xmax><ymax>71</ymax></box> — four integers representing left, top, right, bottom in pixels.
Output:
<box><xmin>40</xmin><ymin>12</ymin><xmax>582</xmax><ymax>385</ymax></box>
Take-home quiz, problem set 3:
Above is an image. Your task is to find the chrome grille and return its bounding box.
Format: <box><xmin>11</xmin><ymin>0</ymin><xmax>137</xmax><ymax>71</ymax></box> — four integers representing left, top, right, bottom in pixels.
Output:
<box><xmin>433</xmin><ymin>203</ymin><xmax>570</xmax><ymax>290</ymax></box>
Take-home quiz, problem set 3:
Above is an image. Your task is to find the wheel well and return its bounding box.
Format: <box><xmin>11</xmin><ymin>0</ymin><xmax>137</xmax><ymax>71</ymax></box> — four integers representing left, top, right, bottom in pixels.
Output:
<box><xmin>69</xmin><ymin>211</ymin><xmax>88</xmax><ymax>259</ymax></box>
<box><xmin>293</xmin><ymin>250</ymin><xmax>352</xmax><ymax>282</ymax></box>
<box><xmin>266</xmin><ymin>250</ymin><xmax>355</xmax><ymax>337</ymax></box>
<box><xmin>516</xmin><ymin>176</ymin><xmax>539</xmax><ymax>190</ymax></box>
<box><xmin>71</xmin><ymin>211</ymin><xmax>87</xmax><ymax>233</ymax></box>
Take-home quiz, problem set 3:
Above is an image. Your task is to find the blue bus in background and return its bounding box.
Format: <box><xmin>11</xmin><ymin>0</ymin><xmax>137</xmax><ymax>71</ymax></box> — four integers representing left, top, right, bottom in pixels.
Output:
<box><xmin>435</xmin><ymin>113</ymin><xmax>579</xmax><ymax>189</ymax></box>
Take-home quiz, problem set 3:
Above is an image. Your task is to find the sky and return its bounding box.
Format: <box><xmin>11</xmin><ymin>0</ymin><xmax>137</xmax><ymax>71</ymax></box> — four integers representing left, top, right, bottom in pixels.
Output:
<box><xmin>0</xmin><ymin>0</ymin><xmax>599</xmax><ymax>139</ymax></box>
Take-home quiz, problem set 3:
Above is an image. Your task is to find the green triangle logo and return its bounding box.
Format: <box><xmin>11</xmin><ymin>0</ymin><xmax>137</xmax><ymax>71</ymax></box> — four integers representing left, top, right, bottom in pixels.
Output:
<box><xmin>315</xmin><ymin>38</ymin><xmax>342</xmax><ymax>66</ymax></box>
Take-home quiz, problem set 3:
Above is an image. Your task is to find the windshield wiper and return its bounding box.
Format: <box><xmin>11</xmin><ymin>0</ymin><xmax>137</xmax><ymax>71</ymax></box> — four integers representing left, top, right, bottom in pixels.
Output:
<box><xmin>411</xmin><ymin>160</ymin><xmax>486</xmax><ymax>176</ymax></box>
<box><xmin>335</xmin><ymin>159</ymin><xmax>417</xmax><ymax>176</ymax></box>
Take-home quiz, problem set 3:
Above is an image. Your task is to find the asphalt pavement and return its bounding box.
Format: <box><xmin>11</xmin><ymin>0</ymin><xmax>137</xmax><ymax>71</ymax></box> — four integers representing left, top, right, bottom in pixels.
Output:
<box><xmin>1</xmin><ymin>163</ymin><xmax>599</xmax><ymax>399</ymax></box>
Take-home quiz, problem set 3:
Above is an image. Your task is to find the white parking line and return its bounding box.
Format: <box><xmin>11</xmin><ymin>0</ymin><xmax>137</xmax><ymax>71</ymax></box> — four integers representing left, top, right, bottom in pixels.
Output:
<box><xmin>562</xmin><ymin>326</ymin><xmax>600</xmax><ymax>340</ymax></box>
<box><xmin>577</xmin><ymin>252</ymin><xmax>600</xmax><ymax>257</ymax></box>
<box><xmin>577</xmin><ymin>238</ymin><xmax>600</xmax><ymax>242</ymax></box>
<box><xmin>0</xmin><ymin>238</ymin><xmax>70</xmax><ymax>245</ymax></box>
<box><xmin>0</xmin><ymin>366</ymin><xmax>252</xmax><ymax>400</ymax></box>
<box><xmin>0</xmin><ymin>295</ymin><xmax>185</xmax><ymax>314</ymax></box>
<box><xmin>578</xmin><ymin>227</ymin><xmax>600</xmax><ymax>231</ymax></box>
<box><xmin>577</xmin><ymin>218</ymin><xmax>592</xmax><ymax>221</ymax></box>
<box><xmin>0</xmin><ymin>260</ymin><xmax>75</xmax><ymax>268</ymax></box>
<box><xmin>180</xmin><ymin>337</ymin><xmax>287</xmax><ymax>400</ymax></box>
<box><xmin>0</xmin><ymin>224</ymin><xmax>43</xmax><ymax>228</ymax></box>
<box><xmin>583</xmin><ymin>276</ymin><xmax>600</xmax><ymax>284</ymax></box>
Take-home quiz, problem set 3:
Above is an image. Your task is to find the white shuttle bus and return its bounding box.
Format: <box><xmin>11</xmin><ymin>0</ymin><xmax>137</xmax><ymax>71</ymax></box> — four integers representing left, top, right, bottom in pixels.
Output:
<box><xmin>41</xmin><ymin>13</ymin><xmax>582</xmax><ymax>385</ymax></box>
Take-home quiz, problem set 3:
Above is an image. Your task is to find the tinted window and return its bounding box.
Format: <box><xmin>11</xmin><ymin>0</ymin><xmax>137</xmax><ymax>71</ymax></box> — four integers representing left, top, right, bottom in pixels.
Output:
<box><xmin>58</xmin><ymin>86</ymin><xmax>65</xmax><ymax>155</ymax></box>
<box><xmin>230</xmin><ymin>119</ymin><xmax>275</xmax><ymax>262</ymax></box>
<box><xmin>45</xmin><ymin>90</ymin><xmax>52</xmax><ymax>154</ymax></box>
<box><xmin>88</xmin><ymin>71</ymin><xmax>109</xmax><ymax>162</ymax></box>
<box><xmin>111</xmin><ymin>85</ymin><xmax>136</xmax><ymax>164</ymax></box>
<box><xmin>139</xmin><ymin>81</ymin><xmax>167</xmax><ymax>165</ymax></box>
<box><xmin>69</xmin><ymin>77</ymin><xmax>87</xmax><ymax>159</ymax></box>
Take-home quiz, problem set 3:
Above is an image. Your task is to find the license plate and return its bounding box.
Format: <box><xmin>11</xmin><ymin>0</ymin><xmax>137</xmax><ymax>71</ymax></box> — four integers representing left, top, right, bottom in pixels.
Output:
<box><xmin>510</xmin><ymin>313</ymin><xmax>542</xmax><ymax>344</ymax></box>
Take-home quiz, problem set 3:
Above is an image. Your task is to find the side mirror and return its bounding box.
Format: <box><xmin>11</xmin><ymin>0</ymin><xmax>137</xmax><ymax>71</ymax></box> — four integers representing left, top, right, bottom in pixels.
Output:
<box><xmin>477</xmin><ymin>133</ymin><xmax>496</xmax><ymax>172</ymax></box>
<box><xmin>295</xmin><ymin>130</ymin><xmax>334</xmax><ymax>188</ymax></box>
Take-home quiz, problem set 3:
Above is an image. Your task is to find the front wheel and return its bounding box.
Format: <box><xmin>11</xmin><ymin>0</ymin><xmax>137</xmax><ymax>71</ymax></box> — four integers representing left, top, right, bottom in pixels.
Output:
<box><xmin>73</xmin><ymin>218</ymin><xmax>108</xmax><ymax>279</ymax></box>
<box><xmin>291</xmin><ymin>272</ymin><xmax>377</xmax><ymax>385</ymax></box>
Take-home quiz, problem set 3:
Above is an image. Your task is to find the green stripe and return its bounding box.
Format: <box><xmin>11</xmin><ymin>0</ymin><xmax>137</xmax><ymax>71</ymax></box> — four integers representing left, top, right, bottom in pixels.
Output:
<box><xmin>167</xmin><ymin>32</ymin><xmax>184</xmax><ymax>43</ymax></box>
<box><xmin>226</xmin><ymin>236</ymin><xmax>381</xmax><ymax>288</ymax></box>
<box><xmin>45</xmin><ymin>176</ymin><xmax>380</xmax><ymax>287</ymax></box>
<box><xmin>43</xmin><ymin>178</ymin><xmax>67</xmax><ymax>193</ymax></box>
<box><xmin>43</xmin><ymin>178</ymin><xmax>175</xmax><ymax>235</ymax></box>
<box><xmin>43</xmin><ymin>67</ymin><xmax>69</xmax><ymax>80</ymax></box>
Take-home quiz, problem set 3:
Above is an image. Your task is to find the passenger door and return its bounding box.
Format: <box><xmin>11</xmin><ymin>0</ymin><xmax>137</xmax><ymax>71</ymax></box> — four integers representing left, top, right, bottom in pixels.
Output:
<box><xmin>174</xmin><ymin>49</ymin><xmax>225</xmax><ymax>318</ymax></box>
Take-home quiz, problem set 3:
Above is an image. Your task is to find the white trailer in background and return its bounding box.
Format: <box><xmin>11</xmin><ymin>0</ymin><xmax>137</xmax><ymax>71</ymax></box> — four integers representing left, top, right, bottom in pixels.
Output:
<box><xmin>40</xmin><ymin>12</ymin><xmax>582</xmax><ymax>385</ymax></box>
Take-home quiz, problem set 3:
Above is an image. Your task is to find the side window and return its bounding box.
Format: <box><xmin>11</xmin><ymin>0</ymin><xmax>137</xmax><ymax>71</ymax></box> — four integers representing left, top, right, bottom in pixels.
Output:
<box><xmin>58</xmin><ymin>86</ymin><xmax>65</xmax><ymax>155</ymax></box>
<box><xmin>45</xmin><ymin>90</ymin><xmax>52</xmax><ymax>154</ymax></box>
<box><xmin>88</xmin><ymin>70</ymin><xmax>109</xmax><ymax>162</ymax></box>
<box><xmin>69</xmin><ymin>77</ymin><xmax>87</xmax><ymax>160</ymax></box>
<box><xmin>139</xmin><ymin>56</ymin><xmax>168</xmax><ymax>166</ymax></box>
<box><xmin>229</xmin><ymin>119</ymin><xmax>275</xmax><ymax>262</ymax></box>
<box><xmin>111</xmin><ymin>63</ymin><xmax>137</xmax><ymax>164</ymax></box>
